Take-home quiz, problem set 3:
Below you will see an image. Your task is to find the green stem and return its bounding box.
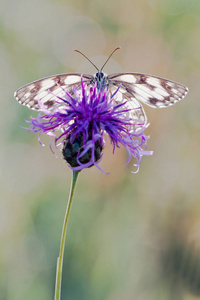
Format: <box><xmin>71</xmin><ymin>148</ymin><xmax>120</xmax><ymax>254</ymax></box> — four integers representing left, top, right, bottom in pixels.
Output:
<box><xmin>54</xmin><ymin>170</ymin><xmax>80</xmax><ymax>300</ymax></box>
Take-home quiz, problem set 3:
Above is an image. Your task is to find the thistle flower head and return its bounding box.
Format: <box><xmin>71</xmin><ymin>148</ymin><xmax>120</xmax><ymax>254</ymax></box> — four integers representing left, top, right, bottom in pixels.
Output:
<box><xmin>24</xmin><ymin>79</ymin><xmax>152</xmax><ymax>172</ymax></box>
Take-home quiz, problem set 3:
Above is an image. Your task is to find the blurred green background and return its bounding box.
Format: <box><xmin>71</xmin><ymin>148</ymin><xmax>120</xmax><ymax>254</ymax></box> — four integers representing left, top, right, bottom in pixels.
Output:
<box><xmin>1</xmin><ymin>0</ymin><xmax>200</xmax><ymax>299</ymax></box>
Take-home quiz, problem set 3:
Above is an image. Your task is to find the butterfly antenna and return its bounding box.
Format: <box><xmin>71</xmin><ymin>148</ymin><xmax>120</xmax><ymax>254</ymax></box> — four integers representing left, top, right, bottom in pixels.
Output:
<box><xmin>100</xmin><ymin>47</ymin><xmax>121</xmax><ymax>72</ymax></box>
<box><xmin>74</xmin><ymin>49</ymin><xmax>99</xmax><ymax>71</ymax></box>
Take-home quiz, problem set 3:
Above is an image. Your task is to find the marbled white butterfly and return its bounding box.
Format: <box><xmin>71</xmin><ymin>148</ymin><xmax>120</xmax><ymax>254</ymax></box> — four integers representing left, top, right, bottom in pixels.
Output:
<box><xmin>14</xmin><ymin>48</ymin><xmax>188</xmax><ymax>125</ymax></box>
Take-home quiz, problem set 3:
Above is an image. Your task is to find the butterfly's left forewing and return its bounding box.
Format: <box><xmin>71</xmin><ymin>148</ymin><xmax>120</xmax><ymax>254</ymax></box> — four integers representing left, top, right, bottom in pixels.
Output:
<box><xmin>14</xmin><ymin>73</ymin><xmax>93</xmax><ymax>110</ymax></box>
<box><xmin>107</xmin><ymin>73</ymin><xmax>189</xmax><ymax>109</ymax></box>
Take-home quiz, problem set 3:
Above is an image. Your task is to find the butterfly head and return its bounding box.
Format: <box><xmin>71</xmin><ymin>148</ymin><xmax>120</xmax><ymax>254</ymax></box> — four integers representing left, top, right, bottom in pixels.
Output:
<box><xmin>94</xmin><ymin>72</ymin><xmax>107</xmax><ymax>90</ymax></box>
<box><xmin>95</xmin><ymin>71</ymin><xmax>104</xmax><ymax>80</ymax></box>
<box><xmin>74</xmin><ymin>48</ymin><xmax>121</xmax><ymax>90</ymax></box>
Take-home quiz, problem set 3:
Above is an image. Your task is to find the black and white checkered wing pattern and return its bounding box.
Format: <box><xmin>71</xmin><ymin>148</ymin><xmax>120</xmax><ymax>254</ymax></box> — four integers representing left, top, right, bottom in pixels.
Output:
<box><xmin>14</xmin><ymin>73</ymin><xmax>93</xmax><ymax>110</ymax></box>
<box><xmin>107</xmin><ymin>73</ymin><xmax>189</xmax><ymax>109</ymax></box>
<box><xmin>109</xmin><ymin>83</ymin><xmax>147</xmax><ymax>127</ymax></box>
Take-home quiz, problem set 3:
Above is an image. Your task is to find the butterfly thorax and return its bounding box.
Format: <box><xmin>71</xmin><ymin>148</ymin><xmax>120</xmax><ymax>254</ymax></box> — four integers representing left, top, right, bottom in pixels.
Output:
<box><xmin>94</xmin><ymin>72</ymin><xmax>108</xmax><ymax>90</ymax></box>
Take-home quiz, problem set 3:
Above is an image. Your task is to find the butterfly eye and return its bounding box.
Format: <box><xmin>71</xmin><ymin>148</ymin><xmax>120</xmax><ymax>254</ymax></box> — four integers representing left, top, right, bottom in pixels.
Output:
<box><xmin>95</xmin><ymin>72</ymin><xmax>104</xmax><ymax>80</ymax></box>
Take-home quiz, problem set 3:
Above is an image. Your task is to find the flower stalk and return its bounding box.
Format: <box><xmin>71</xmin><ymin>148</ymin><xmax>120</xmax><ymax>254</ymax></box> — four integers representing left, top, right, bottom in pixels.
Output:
<box><xmin>54</xmin><ymin>170</ymin><xmax>80</xmax><ymax>300</ymax></box>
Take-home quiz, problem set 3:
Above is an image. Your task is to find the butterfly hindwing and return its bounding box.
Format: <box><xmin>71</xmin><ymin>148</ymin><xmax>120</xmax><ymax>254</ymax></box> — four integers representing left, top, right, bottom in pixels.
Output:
<box><xmin>14</xmin><ymin>73</ymin><xmax>93</xmax><ymax>110</ymax></box>
<box><xmin>108</xmin><ymin>84</ymin><xmax>147</xmax><ymax>127</ymax></box>
<box><xmin>107</xmin><ymin>73</ymin><xmax>189</xmax><ymax>108</ymax></box>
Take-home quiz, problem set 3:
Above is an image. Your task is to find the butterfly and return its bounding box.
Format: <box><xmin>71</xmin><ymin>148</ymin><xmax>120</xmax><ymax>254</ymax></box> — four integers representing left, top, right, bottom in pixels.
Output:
<box><xmin>14</xmin><ymin>48</ymin><xmax>189</xmax><ymax>125</ymax></box>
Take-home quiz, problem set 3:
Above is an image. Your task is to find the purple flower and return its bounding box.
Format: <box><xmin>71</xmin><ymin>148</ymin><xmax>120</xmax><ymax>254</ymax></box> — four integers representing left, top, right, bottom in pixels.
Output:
<box><xmin>24</xmin><ymin>79</ymin><xmax>153</xmax><ymax>172</ymax></box>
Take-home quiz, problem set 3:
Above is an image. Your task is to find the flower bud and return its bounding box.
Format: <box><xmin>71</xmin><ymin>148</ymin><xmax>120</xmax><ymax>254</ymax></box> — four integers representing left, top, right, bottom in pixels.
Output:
<box><xmin>62</xmin><ymin>131</ymin><xmax>103</xmax><ymax>168</ymax></box>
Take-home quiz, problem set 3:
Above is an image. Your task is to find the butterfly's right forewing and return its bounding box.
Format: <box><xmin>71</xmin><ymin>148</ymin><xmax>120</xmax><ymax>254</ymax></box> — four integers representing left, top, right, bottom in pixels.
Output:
<box><xmin>14</xmin><ymin>73</ymin><xmax>93</xmax><ymax>110</ymax></box>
